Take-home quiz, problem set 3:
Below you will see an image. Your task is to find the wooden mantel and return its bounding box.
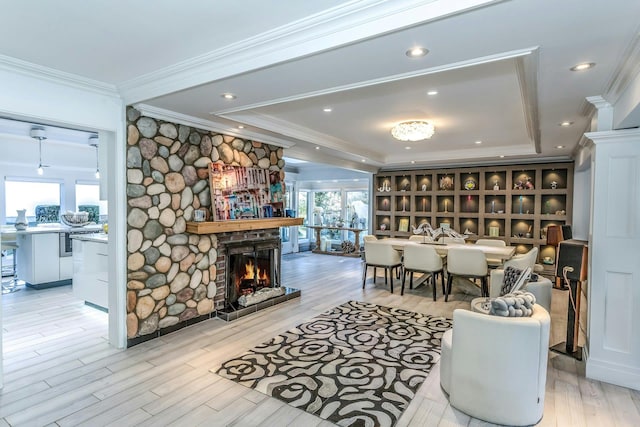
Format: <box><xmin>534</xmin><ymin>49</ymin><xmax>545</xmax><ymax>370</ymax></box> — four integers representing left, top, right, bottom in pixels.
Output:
<box><xmin>186</xmin><ymin>217</ymin><xmax>304</xmax><ymax>234</ymax></box>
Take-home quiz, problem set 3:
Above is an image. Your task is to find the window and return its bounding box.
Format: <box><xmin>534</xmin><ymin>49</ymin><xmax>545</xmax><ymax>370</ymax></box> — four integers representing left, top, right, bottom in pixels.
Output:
<box><xmin>4</xmin><ymin>178</ymin><xmax>61</xmax><ymax>223</ymax></box>
<box><xmin>75</xmin><ymin>182</ymin><xmax>107</xmax><ymax>219</ymax></box>
<box><xmin>297</xmin><ymin>191</ymin><xmax>308</xmax><ymax>239</ymax></box>
<box><xmin>346</xmin><ymin>190</ymin><xmax>369</xmax><ymax>229</ymax></box>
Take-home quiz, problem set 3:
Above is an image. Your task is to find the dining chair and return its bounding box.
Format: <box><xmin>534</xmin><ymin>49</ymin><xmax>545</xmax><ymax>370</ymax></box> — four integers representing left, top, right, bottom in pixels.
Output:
<box><xmin>401</xmin><ymin>243</ymin><xmax>444</xmax><ymax>300</ymax></box>
<box><xmin>503</xmin><ymin>247</ymin><xmax>538</xmax><ymax>271</ymax></box>
<box><xmin>362</xmin><ymin>241</ymin><xmax>402</xmax><ymax>293</ymax></box>
<box><xmin>475</xmin><ymin>238</ymin><xmax>506</xmax><ymax>268</ymax></box>
<box><xmin>445</xmin><ymin>247</ymin><xmax>488</xmax><ymax>301</ymax></box>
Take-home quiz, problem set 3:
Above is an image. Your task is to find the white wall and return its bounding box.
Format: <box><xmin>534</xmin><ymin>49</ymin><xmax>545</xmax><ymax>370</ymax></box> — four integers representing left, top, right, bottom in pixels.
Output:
<box><xmin>572</xmin><ymin>165</ymin><xmax>592</xmax><ymax>241</ymax></box>
<box><xmin>0</xmin><ymin>65</ymin><xmax>127</xmax><ymax>351</ymax></box>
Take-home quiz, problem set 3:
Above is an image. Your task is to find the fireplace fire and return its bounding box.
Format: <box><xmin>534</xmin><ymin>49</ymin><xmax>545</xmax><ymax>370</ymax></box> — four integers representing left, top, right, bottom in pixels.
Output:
<box><xmin>235</xmin><ymin>256</ymin><xmax>271</xmax><ymax>296</ymax></box>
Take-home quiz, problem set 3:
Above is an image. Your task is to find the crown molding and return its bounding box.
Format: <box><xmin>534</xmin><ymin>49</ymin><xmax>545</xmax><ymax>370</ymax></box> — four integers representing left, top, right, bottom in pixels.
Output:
<box><xmin>219</xmin><ymin>111</ymin><xmax>384</xmax><ymax>163</ymax></box>
<box><xmin>604</xmin><ymin>30</ymin><xmax>640</xmax><ymax>105</ymax></box>
<box><xmin>515</xmin><ymin>48</ymin><xmax>541</xmax><ymax>153</ymax></box>
<box><xmin>119</xmin><ymin>0</ymin><xmax>502</xmax><ymax>104</ymax></box>
<box><xmin>0</xmin><ymin>54</ymin><xmax>119</xmax><ymax>98</ymax></box>
<box><xmin>133</xmin><ymin>104</ymin><xmax>296</xmax><ymax>149</ymax></box>
<box><xmin>585</xmin><ymin>127</ymin><xmax>640</xmax><ymax>144</ymax></box>
<box><xmin>215</xmin><ymin>47</ymin><xmax>537</xmax><ymax>115</ymax></box>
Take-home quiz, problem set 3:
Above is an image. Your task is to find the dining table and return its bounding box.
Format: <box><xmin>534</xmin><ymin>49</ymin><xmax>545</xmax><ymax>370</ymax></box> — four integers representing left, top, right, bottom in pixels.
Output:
<box><xmin>378</xmin><ymin>238</ymin><xmax>517</xmax><ymax>261</ymax></box>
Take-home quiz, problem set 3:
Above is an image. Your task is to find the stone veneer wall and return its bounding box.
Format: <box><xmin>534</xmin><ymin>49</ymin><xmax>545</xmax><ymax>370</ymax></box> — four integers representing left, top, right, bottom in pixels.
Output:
<box><xmin>125</xmin><ymin>107</ymin><xmax>285</xmax><ymax>345</ymax></box>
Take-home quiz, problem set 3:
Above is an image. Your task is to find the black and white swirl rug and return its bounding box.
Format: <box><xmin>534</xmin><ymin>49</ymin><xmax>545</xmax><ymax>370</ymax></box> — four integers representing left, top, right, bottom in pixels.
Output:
<box><xmin>215</xmin><ymin>300</ymin><xmax>452</xmax><ymax>427</ymax></box>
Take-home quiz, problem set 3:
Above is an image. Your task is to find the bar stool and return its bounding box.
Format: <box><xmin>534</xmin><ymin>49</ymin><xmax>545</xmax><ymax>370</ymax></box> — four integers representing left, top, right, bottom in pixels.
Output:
<box><xmin>1</xmin><ymin>231</ymin><xmax>21</xmax><ymax>294</ymax></box>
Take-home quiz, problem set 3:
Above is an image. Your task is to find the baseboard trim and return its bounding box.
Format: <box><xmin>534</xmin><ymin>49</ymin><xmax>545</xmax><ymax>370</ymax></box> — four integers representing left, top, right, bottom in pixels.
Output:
<box><xmin>585</xmin><ymin>353</ymin><xmax>640</xmax><ymax>391</ymax></box>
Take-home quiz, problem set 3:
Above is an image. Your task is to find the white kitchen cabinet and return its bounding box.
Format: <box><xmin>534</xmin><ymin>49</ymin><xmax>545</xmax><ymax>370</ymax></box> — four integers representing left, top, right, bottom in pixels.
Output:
<box><xmin>72</xmin><ymin>237</ymin><xmax>108</xmax><ymax>310</ymax></box>
<box><xmin>17</xmin><ymin>232</ymin><xmax>61</xmax><ymax>285</ymax></box>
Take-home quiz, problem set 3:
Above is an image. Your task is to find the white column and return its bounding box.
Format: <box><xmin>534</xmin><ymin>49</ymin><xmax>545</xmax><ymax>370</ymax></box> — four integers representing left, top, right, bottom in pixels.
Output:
<box><xmin>584</xmin><ymin>128</ymin><xmax>640</xmax><ymax>391</ymax></box>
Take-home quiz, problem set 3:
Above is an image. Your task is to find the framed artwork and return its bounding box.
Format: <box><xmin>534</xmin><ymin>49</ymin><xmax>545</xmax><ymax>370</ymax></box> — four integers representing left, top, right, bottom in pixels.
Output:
<box><xmin>398</xmin><ymin>218</ymin><xmax>409</xmax><ymax>232</ymax></box>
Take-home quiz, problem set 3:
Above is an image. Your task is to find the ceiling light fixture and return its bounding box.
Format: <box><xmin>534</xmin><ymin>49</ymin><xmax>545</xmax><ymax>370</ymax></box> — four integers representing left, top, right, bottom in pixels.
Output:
<box><xmin>361</xmin><ymin>159</ymin><xmax>366</xmax><ymax>162</ymax></box>
<box><xmin>411</xmin><ymin>160</ymin><xmax>416</xmax><ymax>164</ymax></box>
<box><xmin>221</xmin><ymin>93</ymin><xmax>236</xmax><ymax>100</ymax></box>
<box><xmin>315</xmin><ymin>146</ymin><xmax>320</xmax><ymax>150</ymax></box>
<box><xmin>391</xmin><ymin>121</ymin><xmax>435</xmax><ymax>141</ymax></box>
<box><xmin>475</xmin><ymin>140</ymin><xmax>482</xmax><ymax>144</ymax></box>
<box><xmin>323</xmin><ymin>107</ymin><xmax>332</xmax><ymax>112</ymax></box>
<box><xmin>89</xmin><ymin>135</ymin><xmax>100</xmax><ymax>179</ymax></box>
<box><xmin>30</xmin><ymin>127</ymin><xmax>48</xmax><ymax>175</ymax></box>
<box><xmin>559</xmin><ymin>121</ymin><xmax>573</xmax><ymax>127</ymax></box>
<box><xmin>406</xmin><ymin>47</ymin><xmax>429</xmax><ymax>58</ymax></box>
<box><xmin>556</xmin><ymin>145</ymin><xmax>565</xmax><ymax>149</ymax></box>
<box><xmin>570</xmin><ymin>62</ymin><xmax>595</xmax><ymax>71</ymax></box>
<box><xmin>427</xmin><ymin>90</ymin><xmax>438</xmax><ymax>96</ymax></box>
<box><xmin>237</xmin><ymin>125</ymin><xmax>244</xmax><ymax>129</ymax></box>
<box><xmin>499</xmin><ymin>155</ymin><xmax>505</xmax><ymax>158</ymax></box>
<box><xmin>405</xmin><ymin>146</ymin><xmax>411</xmax><ymax>150</ymax></box>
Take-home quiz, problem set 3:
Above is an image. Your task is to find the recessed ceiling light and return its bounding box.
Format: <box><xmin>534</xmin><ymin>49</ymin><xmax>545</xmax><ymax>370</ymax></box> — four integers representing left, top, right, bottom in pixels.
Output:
<box><xmin>559</xmin><ymin>121</ymin><xmax>573</xmax><ymax>127</ymax></box>
<box><xmin>427</xmin><ymin>90</ymin><xmax>438</xmax><ymax>96</ymax></box>
<box><xmin>353</xmin><ymin>179</ymin><xmax>359</xmax><ymax>182</ymax></box>
<box><xmin>315</xmin><ymin>146</ymin><xmax>320</xmax><ymax>150</ymax></box>
<box><xmin>556</xmin><ymin>145</ymin><xmax>565</xmax><ymax>149</ymax></box>
<box><xmin>405</xmin><ymin>146</ymin><xmax>411</xmax><ymax>150</ymax></box>
<box><xmin>323</xmin><ymin>107</ymin><xmax>332</xmax><ymax>113</ymax></box>
<box><xmin>570</xmin><ymin>62</ymin><xmax>595</xmax><ymax>71</ymax></box>
<box><xmin>361</xmin><ymin>159</ymin><xmax>366</xmax><ymax>162</ymax></box>
<box><xmin>406</xmin><ymin>47</ymin><xmax>429</xmax><ymax>58</ymax></box>
<box><xmin>475</xmin><ymin>140</ymin><xmax>482</xmax><ymax>145</ymax></box>
<box><xmin>411</xmin><ymin>160</ymin><xmax>416</xmax><ymax>164</ymax></box>
<box><xmin>237</xmin><ymin>125</ymin><xmax>244</xmax><ymax>129</ymax></box>
<box><xmin>499</xmin><ymin>155</ymin><xmax>505</xmax><ymax>158</ymax></box>
<box><xmin>221</xmin><ymin>93</ymin><xmax>236</xmax><ymax>100</ymax></box>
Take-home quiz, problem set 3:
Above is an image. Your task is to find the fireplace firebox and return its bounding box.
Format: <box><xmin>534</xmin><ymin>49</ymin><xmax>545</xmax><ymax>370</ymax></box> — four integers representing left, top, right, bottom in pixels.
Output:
<box><xmin>225</xmin><ymin>238</ymin><xmax>281</xmax><ymax>309</ymax></box>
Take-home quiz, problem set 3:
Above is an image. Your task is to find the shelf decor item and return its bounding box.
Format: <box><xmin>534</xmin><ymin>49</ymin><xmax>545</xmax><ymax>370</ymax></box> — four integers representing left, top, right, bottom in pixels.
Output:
<box><xmin>398</xmin><ymin>218</ymin><xmax>409</xmax><ymax>232</ymax></box>
<box><xmin>14</xmin><ymin>209</ymin><xmax>28</xmax><ymax>230</ymax></box>
<box><xmin>493</xmin><ymin>181</ymin><xmax>500</xmax><ymax>191</ymax></box>
<box><xmin>464</xmin><ymin>177</ymin><xmax>476</xmax><ymax>190</ymax></box>
<box><xmin>439</xmin><ymin>176</ymin><xmax>454</xmax><ymax>190</ymax></box>
<box><xmin>489</xmin><ymin>226</ymin><xmax>500</xmax><ymax>237</ymax></box>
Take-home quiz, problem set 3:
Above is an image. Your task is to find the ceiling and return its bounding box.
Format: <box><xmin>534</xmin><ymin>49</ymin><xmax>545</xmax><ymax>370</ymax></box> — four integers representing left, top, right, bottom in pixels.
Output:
<box><xmin>1</xmin><ymin>0</ymin><xmax>639</xmax><ymax>173</ymax></box>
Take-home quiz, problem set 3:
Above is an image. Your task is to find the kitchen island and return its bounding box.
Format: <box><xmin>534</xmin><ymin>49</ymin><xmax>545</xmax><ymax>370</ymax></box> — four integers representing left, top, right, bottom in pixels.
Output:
<box><xmin>71</xmin><ymin>233</ymin><xmax>108</xmax><ymax>311</ymax></box>
<box><xmin>15</xmin><ymin>224</ymin><xmax>102</xmax><ymax>289</ymax></box>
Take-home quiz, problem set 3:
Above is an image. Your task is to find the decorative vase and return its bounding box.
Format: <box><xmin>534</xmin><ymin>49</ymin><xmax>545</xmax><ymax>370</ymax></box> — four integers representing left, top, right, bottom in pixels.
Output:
<box><xmin>15</xmin><ymin>209</ymin><xmax>28</xmax><ymax>230</ymax></box>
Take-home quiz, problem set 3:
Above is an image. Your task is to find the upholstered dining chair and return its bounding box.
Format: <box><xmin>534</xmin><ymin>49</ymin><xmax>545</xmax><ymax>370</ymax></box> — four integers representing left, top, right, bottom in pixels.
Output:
<box><xmin>401</xmin><ymin>243</ymin><xmax>444</xmax><ymax>300</ymax></box>
<box><xmin>445</xmin><ymin>247</ymin><xmax>488</xmax><ymax>301</ymax></box>
<box><xmin>439</xmin><ymin>305</ymin><xmax>550</xmax><ymax>426</ymax></box>
<box><xmin>503</xmin><ymin>247</ymin><xmax>538</xmax><ymax>271</ymax></box>
<box><xmin>362</xmin><ymin>240</ymin><xmax>402</xmax><ymax>293</ymax></box>
<box><xmin>475</xmin><ymin>238</ymin><xmax>506</xmax><ymax>268</ymax></box>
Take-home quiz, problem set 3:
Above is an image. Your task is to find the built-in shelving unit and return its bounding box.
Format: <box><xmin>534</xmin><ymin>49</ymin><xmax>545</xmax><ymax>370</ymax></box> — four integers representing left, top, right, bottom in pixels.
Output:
<box><xmin>374</xmin><ymin>162</ymin><xmax>574</xmax><ymax>264</ymax></box>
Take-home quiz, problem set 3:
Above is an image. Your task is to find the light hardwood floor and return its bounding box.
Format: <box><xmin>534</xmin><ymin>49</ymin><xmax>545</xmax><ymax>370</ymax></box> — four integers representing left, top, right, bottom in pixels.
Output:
<box><xmin>1</xmin><ymin>253</ymin><xmax>639</xmax><ymax>426</ymax></box>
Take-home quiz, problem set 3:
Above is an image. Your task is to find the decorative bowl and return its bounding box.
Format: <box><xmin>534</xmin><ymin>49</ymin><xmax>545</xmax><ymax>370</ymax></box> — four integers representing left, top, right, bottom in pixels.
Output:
<box><xmin>60</xmin><ymin>212</ymin><xmax>90</xmax><ymax>227</ymax></box>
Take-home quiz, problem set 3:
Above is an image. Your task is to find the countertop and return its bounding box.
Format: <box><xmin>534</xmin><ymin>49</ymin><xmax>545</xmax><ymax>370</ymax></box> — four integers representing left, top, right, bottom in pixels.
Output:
<box><xmin>4</xmin><ymin>224</ymin><xmax>103</xmax><ymax>235</ymax></box>
<box><xmin>69</xmin><ymin>232</ymin><xmax>108</xmax><ymax>243</ymax></box>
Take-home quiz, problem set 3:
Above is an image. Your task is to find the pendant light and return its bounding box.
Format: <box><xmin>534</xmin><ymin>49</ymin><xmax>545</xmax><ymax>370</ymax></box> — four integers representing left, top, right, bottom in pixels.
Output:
<box><xmin>89</xmin><ymin>135</ymin><xmax>100</xmax><ymax>179</ymax></box>
<box><xmin>30</xmin><ymin>127</ymin><xmax>48</xmax><ymax>175</ymax></box>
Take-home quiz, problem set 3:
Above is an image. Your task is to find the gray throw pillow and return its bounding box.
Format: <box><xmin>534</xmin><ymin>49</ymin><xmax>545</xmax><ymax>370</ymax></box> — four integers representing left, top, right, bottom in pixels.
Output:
<box><xmin>501</xmin><ymin>266</ymin><xmax>524</xmax><ymax>296</ymax></box>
